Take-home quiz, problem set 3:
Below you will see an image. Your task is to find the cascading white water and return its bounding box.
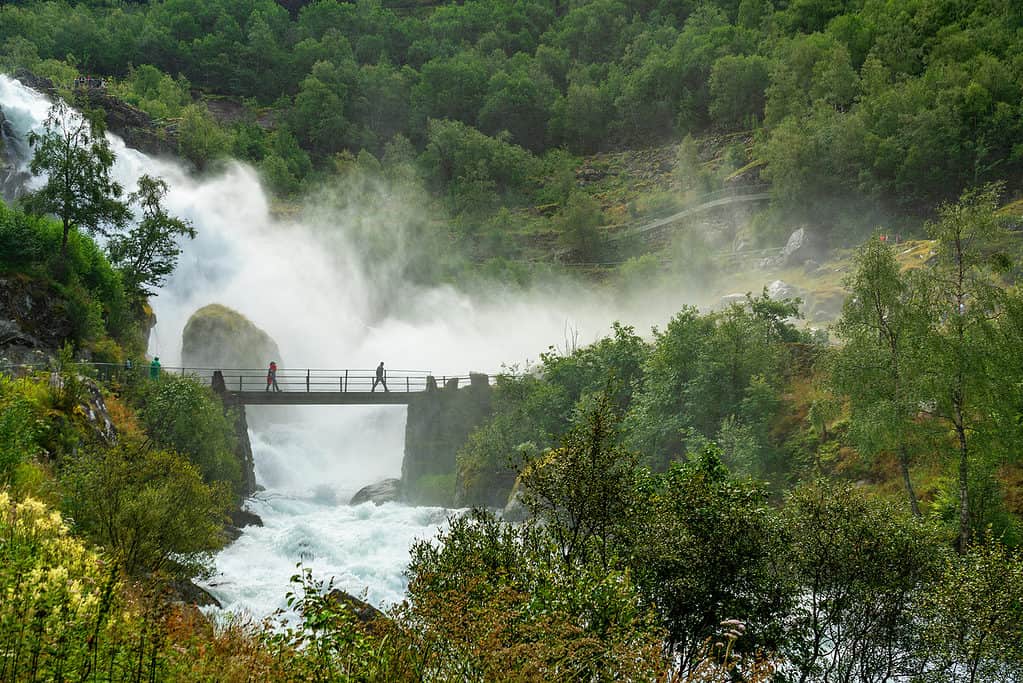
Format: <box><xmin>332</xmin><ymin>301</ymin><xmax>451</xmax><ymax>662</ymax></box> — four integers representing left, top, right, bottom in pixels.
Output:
<box><xmin>0</xmin><ymin>74</ymin><xmax>703</xmax><ymax>617</ymax></box>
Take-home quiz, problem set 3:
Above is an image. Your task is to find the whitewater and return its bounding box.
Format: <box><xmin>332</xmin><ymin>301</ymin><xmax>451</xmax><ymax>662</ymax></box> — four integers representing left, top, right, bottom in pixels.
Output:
<box><xmin>0</xmin><ymin>74</ymin><xmax>698</xmax><ymax>618</ymax></box>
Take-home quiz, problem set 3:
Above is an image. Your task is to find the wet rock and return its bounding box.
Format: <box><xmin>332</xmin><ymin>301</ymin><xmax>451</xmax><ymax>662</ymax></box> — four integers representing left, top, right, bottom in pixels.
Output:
<box><xmin>350</xmin><ymin>478</ymin><xmax>402</xmax><ymax>505</ymax></box>
<box><xmin>224</xmin><ymin>507</ymin><xmax>263</xmax><ymax>542</ymax></box>
<box><xmin>502</xmin><ymin>488</ymin><xmax>529</xmax><ymax>523</ymax></box>
<box><xmin>170</xmin><ymin>579</ymin><xmax>222</xmax><ymax>608</ymax></box>
<box><xmin>326</xmin><ymin>589</ymin><xmax>387</xmax><ymax>626</ymax></box>
<box><xmin>766</xmin><ymin>279</ymin><xmax>802</xmax><ymax>302</ymax></box>
<box><xmin>780</xmin><ymin>227</ymin><xmax>821</xmax><ymax>266</ymax></box>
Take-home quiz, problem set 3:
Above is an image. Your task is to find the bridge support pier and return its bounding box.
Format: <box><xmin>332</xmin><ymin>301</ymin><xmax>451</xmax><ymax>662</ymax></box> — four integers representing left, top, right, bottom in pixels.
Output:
<box><xmin>401</xmin><ymin>373</ymin><xmax>493</xmax><ymax>506</ymax></box>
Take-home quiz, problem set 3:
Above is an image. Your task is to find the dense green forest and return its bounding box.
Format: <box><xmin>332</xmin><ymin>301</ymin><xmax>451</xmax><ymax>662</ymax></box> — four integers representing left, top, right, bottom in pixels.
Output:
<box><xmin>3</xmin><ymin>0</ymin><xmax>1023</xmax><ymax>242</ymax></box>
<box><xmin>4</xmin><ymin>0</ymin><xmax>1023</xmax><ymax>680</ymax></box>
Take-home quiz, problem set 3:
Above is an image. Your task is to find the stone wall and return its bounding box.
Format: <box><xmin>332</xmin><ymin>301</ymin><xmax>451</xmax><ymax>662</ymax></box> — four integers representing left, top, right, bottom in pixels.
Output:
<box><xmin>401</xmin><ymin>374</ymin><xmax>493</xmax><ymax>506</ymax></box>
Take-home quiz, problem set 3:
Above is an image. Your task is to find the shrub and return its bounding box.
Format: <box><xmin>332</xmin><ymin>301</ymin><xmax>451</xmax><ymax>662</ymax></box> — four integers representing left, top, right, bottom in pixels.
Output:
<box><xmin>61</xmin><ymin>440</ymin><xmax>232</xmax><ymax>579</ymax></box>
<box><xmin>0</xmin><ymin>491</ymin><xmax>161</xmax><ymax>681</ymax></box>
<box><xmin>134</xmin><ymin>374</ymin><xmax>242</xmax><ymax>493</ymax></box>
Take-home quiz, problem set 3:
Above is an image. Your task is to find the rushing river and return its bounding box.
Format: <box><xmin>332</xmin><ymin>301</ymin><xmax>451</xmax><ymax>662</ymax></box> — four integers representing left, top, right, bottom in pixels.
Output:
<box><xmin>1</xmin><ymin>73</ymin><xmax>697</xmax><ymax>617</ymax></box>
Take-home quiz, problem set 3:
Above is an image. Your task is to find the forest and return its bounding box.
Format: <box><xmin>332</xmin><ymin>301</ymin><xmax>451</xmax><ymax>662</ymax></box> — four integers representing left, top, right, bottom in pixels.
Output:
<box><xmin>1</xmin><ymin>0</ymin><xmax>1021</xmax><ymax>240</ymax></box>
<box><xmin>2</xmin><ymin>0</ymin><xmax>1023</xmax><ymax>681</ymax></box>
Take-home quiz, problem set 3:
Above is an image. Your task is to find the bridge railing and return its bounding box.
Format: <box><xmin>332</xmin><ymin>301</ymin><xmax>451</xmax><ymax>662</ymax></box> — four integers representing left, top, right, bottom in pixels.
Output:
<box><xmin>211</xmin><ymin>368</ymin><xmax>451</xmax><ymax>393</ymax></box>
<box><xmin>0</xmin><ymin>361</ymin><xmax>503</xmax><ymax>393</ymax></box>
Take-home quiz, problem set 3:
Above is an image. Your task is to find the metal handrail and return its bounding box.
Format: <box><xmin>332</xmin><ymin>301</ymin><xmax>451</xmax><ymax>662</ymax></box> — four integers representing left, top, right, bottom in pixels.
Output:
<box><xmin>1</xmin><ymin>361</ymin><xmax>508</xmax><ymax>394</ymax></box>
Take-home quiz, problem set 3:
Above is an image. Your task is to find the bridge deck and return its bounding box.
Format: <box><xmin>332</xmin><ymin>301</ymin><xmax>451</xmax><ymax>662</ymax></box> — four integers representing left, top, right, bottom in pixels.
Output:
<box><xmin>228</xmin><ymin>391</ymin><xmax>419</xmax><ymax>405</ymax></box>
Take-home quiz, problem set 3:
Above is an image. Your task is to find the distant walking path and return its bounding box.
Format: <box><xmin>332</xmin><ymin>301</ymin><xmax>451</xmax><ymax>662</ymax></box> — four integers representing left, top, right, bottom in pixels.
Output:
<box><xmin>608</xmin><ymin>186</ymin><xmax>771</xmax><ymax>243</ymax></box>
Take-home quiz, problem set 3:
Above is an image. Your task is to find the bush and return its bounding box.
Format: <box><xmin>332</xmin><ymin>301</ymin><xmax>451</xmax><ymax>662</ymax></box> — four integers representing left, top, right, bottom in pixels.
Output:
<box><xmin>133</xmin><ymin>374</ymin><xmax>242</xmax><ymax>493</ymax></box>
<box><xmin>0</xmin><ymin>491</ymin><xmax>162</xmax><ymax>681</ymax></box>
<box><xmin>0</xmin><ymin>376</ymin><xmax>41</xmax><ymax>486</ymax></box>
<box><xmin>61</xmin><ymin>440</ymin><xmax>232</xmax><ymax>579</ymax></box>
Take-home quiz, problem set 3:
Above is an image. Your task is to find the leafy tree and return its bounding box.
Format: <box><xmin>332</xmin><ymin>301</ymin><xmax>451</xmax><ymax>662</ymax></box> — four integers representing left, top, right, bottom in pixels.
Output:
<box><xmin>23</xmin><ymin>101</ymin><xmax>129</xmax><ymax>262</ymax></box>
<box><xmin>919</xmin><ymin>183</ymin><xmax>1010</xmax><ymax>551</ymax></box>
<box><xmin>630</xmin><ymin>445</ymin><xmax>791</xmax><ymax>670</ymax></box>
<box><xmin>107</xmin><ymin>174</ymin><xmax>196</xmax><ymax>299</ymax></box>
<box><xmin>831</xmin><ymin>237</ymin><xmax>929</xmax><ymax>516</ymax></box>
<box><xmin>478</xmin><ymin>62</ymin><xmax>556</xmax><ymax>152</ymax></box>
<box><xmin>134</xmin><ymin>374</ymin><xmax>241</xmax><ymax>493</ymax></box>
<box><xmin>403</xmin><ymin>509</ymin><xmax>666</xmax><ymax>681</ymax></box>
<box><xmin>708</xmin><ymin>54</ymin><xmax>771</xmax><ymax>127</ymax></box>
<box><xmin>518</xmin><ymin>391</ymin><xmax>638</xmax><ymax>572</ymax></box>
<box><xmin>556</xmin><ymin>190</ymin><xmax>604</xmax><ymax>261</ymax></box>
<box><xmin>917</xmin><ymin>540</ymin><xmax>1023</xmax><ymax>681</ymax></box>
<box><xmin>289</xmin><ymin>59</ymin><xmax>356</xmax><ymax>155</ymax></box>
<box><xmin>624</xmin><ymin>306</ymin><xmax>716</xmax><ymax>465</ymax></box>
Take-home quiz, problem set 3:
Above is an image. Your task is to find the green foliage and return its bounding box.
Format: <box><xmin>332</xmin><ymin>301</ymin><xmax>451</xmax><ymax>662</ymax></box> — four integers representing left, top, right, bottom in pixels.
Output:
<box><xmin>831</xmin><ymin>236</ymin><xmax>931</xmax><ymax>514</ymax></box>
<box><xmin>22</xmin><ymin>101</ymin><xmax>129</xmax><ymax>260</ymax></box>
<box><xmin>1</xmin><ymin>0</ymin><xmax>1020</xmax><ymax>226</ymax></box>
<box><xmin>420</xmin><ymin>118</ymin><xmax>540</xmax><ymax>209</ymax></box>
<box><xmin>918</xmin><ymin>540</ymin><xmax>1023</xmax><ymax>681</ymax></box>
<box><xmin>625</xmin><ymin>297</ymin><xmax>800</xmax><ymax>470</ymax></box>
<box><xmin>519</xmin><ymin>392</ymin><xmax>639</xmax><ymax>571</ymax></box>
<box><xmin>133</xmin><ymin>373</ymin><xmax>242</xmax><ymax>493</ymax></box>
<box><xmin>107</xmin><ymin>174</ymin><xmax>196</xmax><ymax>299</ymax></box>
<box><xmin>555</xmin><ymin>191</ymin><xmax>604</xmax><ymax>261</ymax></box>
<box><xmin>403</xmin><ymin>508</ymin><xmax>666</xmax><ymax>681</ymax></box>
<box><xmin>0</xmin><ymin>376</ymin><xmax>41</xmax><ymax>487</ymax></box>
<box><xmin>709</xmin><ymin>54</ymin><xmax>771</xmax><ymax>128</ymax></box>
<box><xmin>630</xmin><ymin>445</ymin><xmax>790</xmax><ymax>666</ymax></box>
<box><xmin>61</xmin><ymin>440</ymin><xmax>231</xmax><ymax>579</ymax></box>
<box><xmin>0</xmin><ymin>199</ymin><xmax>134</xmax><ymax>348</ymax></box>
<box><xmin>780</xmin><ymin>480</ymin><xmax>948</xmax><ymax>682</ymax></box>
<box><xmin>114</xmin><ymin>64</ymin><xmax>190</xmax><ymax>120</ymax></box>
<box><xmin>177</xmin><ymin>103</ymin><xmax>233</xmax><ymax>171</ymax></box>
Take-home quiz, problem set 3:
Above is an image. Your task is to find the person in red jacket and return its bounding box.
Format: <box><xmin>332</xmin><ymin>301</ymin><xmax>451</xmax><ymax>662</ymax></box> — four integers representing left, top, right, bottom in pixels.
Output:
<box><xmin>266</xmin><ymin>361</ymin><xmax>280</xmax><ymax>392</ymax></box>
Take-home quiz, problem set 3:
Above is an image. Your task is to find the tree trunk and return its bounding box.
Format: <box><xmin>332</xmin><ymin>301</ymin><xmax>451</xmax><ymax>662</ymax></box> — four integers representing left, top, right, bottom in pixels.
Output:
<box><xmin>955</xmin><ymin>398</ymin><xmax>970</xmax><ymax>553</ymax></box>
<box><xmin>898</xmin><ymin>445</ymin><xmax>921</xmax><ymax>518</ymax></box>
<box><xmin>60</xmin><ymin>219</ymin><xmax>70</xmax><ymax>260</ymax></box>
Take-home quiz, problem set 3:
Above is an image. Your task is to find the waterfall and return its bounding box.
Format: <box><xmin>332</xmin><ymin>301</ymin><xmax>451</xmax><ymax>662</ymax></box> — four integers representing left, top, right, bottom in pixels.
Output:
<box><xmin>0</xmin><ymin>72</ymin><xmax>696</xmax><ymax>616</ymax></box>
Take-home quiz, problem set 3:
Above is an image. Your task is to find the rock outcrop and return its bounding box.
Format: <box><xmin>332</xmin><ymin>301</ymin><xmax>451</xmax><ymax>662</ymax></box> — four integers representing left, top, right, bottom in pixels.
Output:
<box><xmin>13</xmin><ymin>70</ymin><xmax>177</xmax><ymax>159</ymax></box>
<box><xmin>181</xmin><ymin>304</ymin><xmax>282</xmax><ymax>370</ymax></box>
<box><xmin>326</xmin><ymin>589</ymin><xmax>387</xmax><ymax>630</ymax></box>
<box><xmin>350</xmin><ymin>478</ymin><xmax>402</xmax><ymax>505</ymax></box>
<box><xmin>0</xmin><ymin>276</ymin><xmax>74</xmax><ymax>365</ymax></box>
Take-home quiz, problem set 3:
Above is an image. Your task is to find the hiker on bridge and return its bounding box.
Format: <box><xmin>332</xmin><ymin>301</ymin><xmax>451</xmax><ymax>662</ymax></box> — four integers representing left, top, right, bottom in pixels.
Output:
<box><xmin>372</xmin><ymin>361</ymin><xmax>389</xmax><ymax>393</ymax></box>
<box><xmin>266</xmin><ymin>361</ymin><xmax>280</xmax><ymax>392</ymax></box>
<box><xmin>149</xmin><ymin>357</ymin><xmax>160</xmax><ymax>380</ymax></box>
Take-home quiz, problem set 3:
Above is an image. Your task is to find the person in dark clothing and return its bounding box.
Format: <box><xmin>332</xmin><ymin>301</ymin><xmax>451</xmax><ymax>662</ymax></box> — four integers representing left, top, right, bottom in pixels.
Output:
<box><xmin>372</xmin><ymin>361</ymin><xmax>388</xmax><ymax>392</ymax></box>
<box><xmin>266</xmin><ymin>361</ymin><xmax>280</xmax><ymax>392</ymax></box>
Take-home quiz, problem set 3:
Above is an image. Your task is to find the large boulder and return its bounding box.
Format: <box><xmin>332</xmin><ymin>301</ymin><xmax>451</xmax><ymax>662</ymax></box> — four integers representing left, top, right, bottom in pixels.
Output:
<box><xmin>766</xmin><ymin>279</ymin><xmax>802</xmax><ymax>302</ymax></box>
<box><xmin>780</xmin><ymin>227</ymin><xmax>820</xmax><ymax>266</ymax></box>
<box><xmin>350</xmin><ymin>478</ymin><xmax>402</xmax><ymax>506</ymax></box>
<box><xmin>181</xmin><ymin>304</ymin><xmax>281</xmax><ymax>370</ymax></box>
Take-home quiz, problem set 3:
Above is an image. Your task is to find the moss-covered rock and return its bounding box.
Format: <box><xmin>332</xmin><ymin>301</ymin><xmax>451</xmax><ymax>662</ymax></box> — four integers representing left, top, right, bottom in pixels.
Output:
<box><xmin>181</xmin><ymin>304</ymin><xmax>281</xmax><ymax>370</ymax></box>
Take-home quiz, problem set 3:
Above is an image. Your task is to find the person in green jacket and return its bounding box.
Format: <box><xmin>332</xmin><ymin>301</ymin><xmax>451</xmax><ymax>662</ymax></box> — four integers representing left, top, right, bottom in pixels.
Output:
<box><xmin>149</xmin><ymin>356</ymin><xmax>161</xmax><ymax>379</ymax></box>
